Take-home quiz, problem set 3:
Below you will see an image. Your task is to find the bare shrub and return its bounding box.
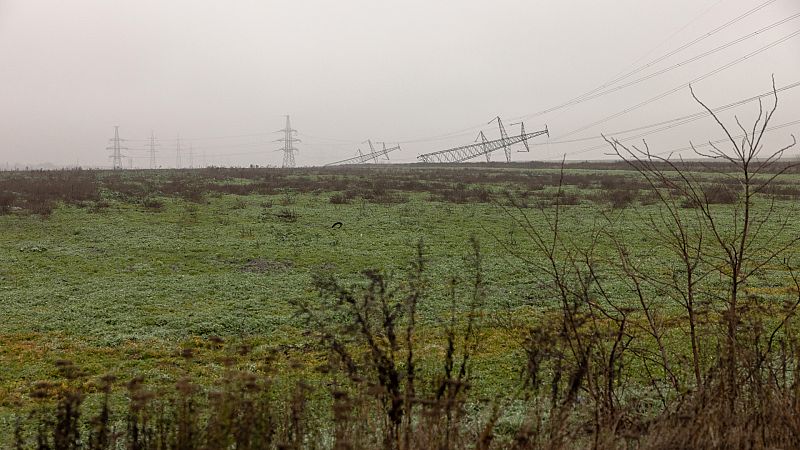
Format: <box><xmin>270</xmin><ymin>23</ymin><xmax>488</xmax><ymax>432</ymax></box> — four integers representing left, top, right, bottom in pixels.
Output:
<box><xmin>602</xmin><ymin>188</ymin><xmax>636</xmax><ymax>209</ymax></box>
<box><xmin>329</xmin><ymin>192</ymin><xmax>350</xmax><ymax>204</ymax></box>
<box><xmin>275</xmin><ymin>208</ymin><xmax>298</xmax><ymax>222</ymax></box>
<box><xmin>141</xmin><ymin>196</ymin><xmax>164</xmax><ymax>211</ymax></box>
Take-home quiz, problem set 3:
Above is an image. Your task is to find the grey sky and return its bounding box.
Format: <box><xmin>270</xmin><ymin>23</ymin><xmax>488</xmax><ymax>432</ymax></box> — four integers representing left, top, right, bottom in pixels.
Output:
<box><xmin>1</xmin><ymin>0</ymin><xmax>798</xmax><ymax>168</ymax></box>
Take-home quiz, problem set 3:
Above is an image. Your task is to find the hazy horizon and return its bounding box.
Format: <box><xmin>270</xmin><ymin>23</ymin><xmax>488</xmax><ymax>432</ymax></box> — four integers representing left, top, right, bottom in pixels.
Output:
<box><xmin>1</xmin><ymin>0</ymin><xmax>799</xmax><ymax>168</ymax></box>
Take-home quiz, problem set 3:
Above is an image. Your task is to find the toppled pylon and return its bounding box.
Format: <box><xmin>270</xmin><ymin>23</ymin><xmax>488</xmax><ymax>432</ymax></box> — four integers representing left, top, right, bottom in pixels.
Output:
<box><xmin>417</xmin><ymin>117</ymin><xmax>548</xmax><ymax>163</ymax></box>
<box><xmin>325</xmin><ymin>141</ymin><xmax>402</xmax><ymax>166</ymax></box>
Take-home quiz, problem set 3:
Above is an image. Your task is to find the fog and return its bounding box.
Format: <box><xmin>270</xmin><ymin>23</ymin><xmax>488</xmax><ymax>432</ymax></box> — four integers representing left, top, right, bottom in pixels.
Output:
<box><xmin>0</xmin><ymin>0</ymin><xmax>798</xmax><ymax>168</ymax></box>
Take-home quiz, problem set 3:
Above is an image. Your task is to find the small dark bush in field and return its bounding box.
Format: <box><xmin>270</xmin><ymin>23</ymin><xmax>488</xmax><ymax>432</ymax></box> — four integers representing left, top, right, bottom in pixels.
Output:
<box><xmin>604</xmin><ymin>188</ymin><xmax>636</xmax><ymax>209</ymax></box>
<box><xmin>141</xmin><ymin>196</ymin><xmax>164</xmax><ymax>211</ymax></box>
<box><xmin>89</xmin><ymin>199</ymin><xmax>110</xmax><ymax>213</ymax></box>
<box><xmin>0</xmin><ymin>190</ymin><xmax>14</xmax><ymax>214</ymax></box>
<box><xmin>231</xmin><ymin>197</ymin><xmax>248</xmax><ymax>209</ymax></box>
<box><xmin>280</xmin><ymin>192</ymin><xmax>296</xmax><ymax>206</ymax></box>
<box><xmin>552</xmin><ymin>191</ymin><xmax>579</xmax><ymax>206</ymax></box>
<box><xmin>365</xmin><ymin>191</ymin><xmax>409</xmax><ymax>204</ymax></box>
<box><xmin>703</xmin><ymin>184</ymin><xmax>738</xmax><ymax>204</ymax></box>
<box><xmin>759</xmin><ymin>182</ymin><xmax>800</xmax><ymax>199</ymax></box>
<box><xmin>435</xmin><ymin>184</ymin><xmax>493</xmax><ymax>203</ymax></box>
<box><xmin>260</xmin><ymin>199</ymin><xmax>274</xmax><ymax>208</ymax></box>
<box><xmin>27</xmin><ymin>199</ymin><xmax>55</xmax><ymax>217</ymax></box>
<box><xmin>681</xmin><ymin>183</ymin><xmax>737</xmax><ymax>208</ymax></box>
<box><xmin>276</xmin><ymin>208</ymin><xmax>298</xmax><ymax>222</ymax></box>
<box><xmin>182</xmin><ymin>189</ymin><xmax>205</xmax><ymax>203</ymax></box>
<box><xmin>329</xmin><ymin>192</ymin><xmax>349</xmax><ymax>204</ymax></box>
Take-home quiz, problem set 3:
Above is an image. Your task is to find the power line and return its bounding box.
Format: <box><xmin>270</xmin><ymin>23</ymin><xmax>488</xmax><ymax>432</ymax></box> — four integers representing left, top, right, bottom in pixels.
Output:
<box><xmin>533</xmin><ymin>80</ymin><xmax>800</xmax><ymax>151</ymax></box>
<box><xmin>555</xmin><ymin>27</ymin><xmax>800</xmax><ymax>140</ymax></box>
<box><xmin>548</xmin><ymin>0</ymin><xmax>783</xmax><ymax>113</ymax></box>
<box><xmin>126</xmin><ymin>132</ymin><xmax>272</xmax><ymax>142</ymax></box>
<box><xmin>652</xmin><ymin>118</ymin><xmax>800</xmax><ymax>156</ymax></box>
<box><xmin>383</xmin><ymin>0</ymin><xmax>784</xmax><ymax>144</ymax></box>
<box><xmin>517</xmin><ymin>12</ymin><xmax>800</xmax><ymax>120</ymax></box>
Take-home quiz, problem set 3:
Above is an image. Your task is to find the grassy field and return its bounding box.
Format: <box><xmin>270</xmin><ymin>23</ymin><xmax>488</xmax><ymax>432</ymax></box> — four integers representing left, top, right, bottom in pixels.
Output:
<box><xmin>2</xmin><ymin>163</ymin><xmax>800</xmax><ymax>446</ymax></box>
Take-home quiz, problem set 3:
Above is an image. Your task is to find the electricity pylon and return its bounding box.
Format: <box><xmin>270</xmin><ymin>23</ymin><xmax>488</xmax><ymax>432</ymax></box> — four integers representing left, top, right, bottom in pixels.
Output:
<box><xmin>325</xmin><ymin>142</ymin><xmax>402</xmax><ymax>166</ymax></box>
<box><xmin>417</xmin><ymin>118</ymin><xmax>548</xmax><ymax>163</ymax></box>
<box><xmin>106</xmin><ymin>126</ymin><xmax>128</xmax><ymax>170</ymax></box>
<box><xmin>490</xmin><ymin>116</ymin><xmax>512</xmax><ymax>162</ymax></box>
<box><xmin>476</xmin><ymin>131</ymin><xmax>490</xmax><ymax>162</ymax></box>
<box><xmin>148</xmin><ymin>131</ymin><xmax>159</xmax><ymax>169</ymax></box>
<box><xmin>275</xmin><ymin>115</ymin><xmax>300</xmax><ymax>168</ymax></box>
<box><xmin>176</xmin><ymin>134</ymin><xmax>182</xmax><ymax>169</ymax></box>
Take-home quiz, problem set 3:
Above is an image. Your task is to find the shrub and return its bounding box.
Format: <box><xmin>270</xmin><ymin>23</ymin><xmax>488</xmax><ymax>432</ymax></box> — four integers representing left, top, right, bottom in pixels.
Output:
<box><xmin>275</xmin><ymin>208</ymin><xmax>298</xmax><ymax>222</ymax></box>
<box><xmin>604</xmin><ymin>188</ymin><xmax>636</xmax><ymax>209</ymax></box>
<box><xmin>329</xmin><ymin>192</ymin><xmax>350</xmax><ymax>204</ymax></box>
<box><xmin>681</xmin><ymin>183</ymin><xmax>737</xmax><ymax>208</ymax></box>
<box><xmin>0</xmin><ymin>191</ymin><xmax>14</xmax><ymax>214</ymax></box>
<box><xmin>141</xmin><ymin>196</ymin><xmax>164</xmax><ymax>211</ymax></box>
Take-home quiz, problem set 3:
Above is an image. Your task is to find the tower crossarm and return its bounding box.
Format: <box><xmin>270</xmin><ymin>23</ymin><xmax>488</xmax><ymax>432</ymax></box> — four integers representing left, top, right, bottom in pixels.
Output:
<box><xmin>417</xmin><ymin>129</ymin><xmax>547</xmax><ymax>163</ymax></box>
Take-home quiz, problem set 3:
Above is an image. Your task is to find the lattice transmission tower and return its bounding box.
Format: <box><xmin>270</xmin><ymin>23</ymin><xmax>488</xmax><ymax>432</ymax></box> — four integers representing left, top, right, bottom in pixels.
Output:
<box><xmin>417</xmin><ymin>117</ymin><xmax>548</xmax><ymax>163</ymax></box>
<box><xmin>325</xmin><ymin>141</ymin><xmax>402</xmax><ymax>166</ymax></box>
<box><xmin>106</xmin><ymin>126</ymin><xmax>128</xmax><ymax>170</ymax></box>
<box><xmin>275</xmin><ymin>115</ymin><xmax>300</xmax><ymax>168</ymax></box>
<box><xmin>148</xmin><ymin>131</ymin><xmax>159</xmax><ymax>169</ymax></box>
<box><xmin>476</xmin><ymin>131</ymin><xmax>490</xmax><ymax>162</ymax></box>
<box><xmin>176</xmin><ymin>134</ymin><xmax>182</xmax><ymax>169</ymax></box>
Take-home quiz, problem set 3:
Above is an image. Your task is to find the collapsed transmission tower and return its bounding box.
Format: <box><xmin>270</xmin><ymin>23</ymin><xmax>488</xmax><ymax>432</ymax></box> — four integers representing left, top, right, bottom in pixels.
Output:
<box><xmin>417</xmin><ymin>117</ymin><xmax>548</xmax><ymax>163</ymax></box>
<box><xmin>325</xmin><ymin>141</ymin><xmax>402</xmax><ymax>166</ymax></box>
<box><xmin>275</xmin><ymin>115</ymin><xmax>300</xmax><ymax>168</ymax></box>
<box><xmin>106</xmin><ymin>126</ymin><xmax>128</xmax><ymax>170</ymax></box>
<box><xmin>476</xmin><ymin>131</ymin><xmax>490</xmax><ymax>162</ymax></box>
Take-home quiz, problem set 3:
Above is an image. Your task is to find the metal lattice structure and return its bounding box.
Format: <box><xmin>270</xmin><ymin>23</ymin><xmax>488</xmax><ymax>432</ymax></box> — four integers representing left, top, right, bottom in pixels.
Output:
<box><xmin>417</xmin><ymin>118</ymin><xmax>548</xmax><ymax>164</ymax></box>
<box><xmin>106</xmin><ymin>126</ymin><xmax>128</xmax><ymax>170</ymax></box>
<box><xmin>176</xmin><ymin>134</ymin><xmax>182</xmax><ymax>169</ymax></box>
<box><xmin>476</xmin><ymin>131</ymin><xmax>490</xmax><ymax>162</ymax></box>
<box><xmin>148</xmin><ymin>131</ymin><xmax>159</xmax><ymax>169</ymax></box>
<box><xmin>275</xmin><ymin>115</ymin><xmax>300</xmax><ymax>168</ymax></box>
<box><xmin>325</xmin><ymin>141</ymin><xmax>402</xmax><ymax>166</ymax></box>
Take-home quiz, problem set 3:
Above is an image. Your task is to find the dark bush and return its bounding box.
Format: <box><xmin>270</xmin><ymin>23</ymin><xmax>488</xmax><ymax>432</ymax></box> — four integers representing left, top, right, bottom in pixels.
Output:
<box><xmin>604</xmin><ymin>188</ymin><xmax>636</xmax><ymax>209</ymax></box>
<box><xmin>27</xmin><ymin>199</ymin><xmax>55</xmax><ymax>217</ymax></box>
<box><xmin>0</xmin><ymin>191</ymin><xmax>14</xmax><ymax>214</ymax></box>
<box><xmin>552</xmin><ymin>191</ymin><xmax>580</xmax><ymax>206</ymax></box>
<box><xmin>682</xmin><ymin>183</ymin><xmax>738</xmax><ymax>208</ymax></box>
<box><xmin>329</xmin><ymin>192</ymin><xmax>350</xmax><ymax>204</ymax></box>
<box><xmin>275</xmin><ymin>208</ymin><xmax>298</xmax><ymax>222</ymax></box>
<box><xmin>141</xmin><ymin>197</ymin><xmax>164</xmax><ymax>211</ymax></box>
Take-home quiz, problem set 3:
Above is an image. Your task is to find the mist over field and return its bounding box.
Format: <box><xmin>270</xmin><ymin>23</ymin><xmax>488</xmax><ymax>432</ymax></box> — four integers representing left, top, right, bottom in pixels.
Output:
<box><xmin>0</xmin><ymin>0</ymin><xmax>799</xmax><ymax>168</ymax></box>
<box><xmin>2</xmin><ymin>1</ymin><xmax>800</xmax><ymax>449</ymax></box>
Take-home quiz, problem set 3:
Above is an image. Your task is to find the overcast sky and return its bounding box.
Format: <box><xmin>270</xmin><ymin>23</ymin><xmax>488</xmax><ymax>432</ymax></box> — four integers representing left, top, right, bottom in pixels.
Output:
<box><xmin>1</xmin><ymin>0</ymin><xmax>799</xmax><ymax>168</ymax></box>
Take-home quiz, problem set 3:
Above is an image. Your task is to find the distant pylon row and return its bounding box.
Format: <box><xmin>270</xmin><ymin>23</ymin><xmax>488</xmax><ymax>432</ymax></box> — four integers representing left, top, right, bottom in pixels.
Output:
<box><xmin>106</xmin><ymin>115</ymin><xmax>299</xmax><ymax>169</ymax></box>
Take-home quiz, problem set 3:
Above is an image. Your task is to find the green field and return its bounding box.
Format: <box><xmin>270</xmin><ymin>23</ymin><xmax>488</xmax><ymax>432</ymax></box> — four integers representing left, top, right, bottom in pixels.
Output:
<box><xmin>2</xmin><ymin>163</ymin><xmax>800</xmax><ymax>446</ymax></box>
